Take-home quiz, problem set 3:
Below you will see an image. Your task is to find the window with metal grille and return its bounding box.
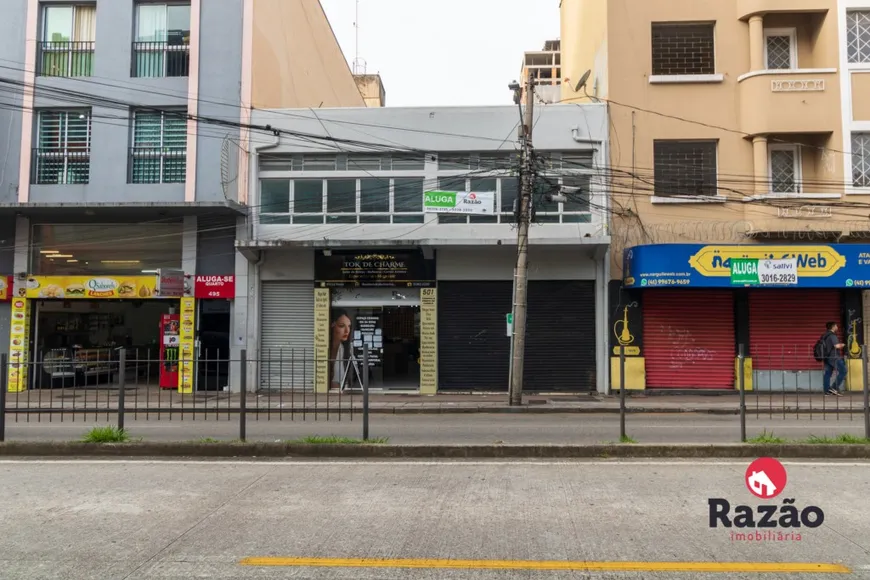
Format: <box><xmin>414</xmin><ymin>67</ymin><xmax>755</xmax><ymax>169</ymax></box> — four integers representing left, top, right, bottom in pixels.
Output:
<box><xmin>32</xmin><ymin>110</ymin><xmax>91</xmax><ymax>185</ymax></box>
<box><xmin>38</xmin><ymin>5</ymin><xmax>96</xmax><ymax>77</ymax></box>
<box><xmin>765</xmin><ymin>29</ymin><xmax>796</xmax><ymax>69</ymax></box>
<box><xmin>132</xmin><ymin>3</ymin><xmax>191</xmax><ymax>78</ymax></box>
<box><xmin>769</xmin><ymin>145</ymin><xmax>800</xmax><ymax>194</ymax></box>
<box><xmin>129</xmin><ymin>110</ymin><xmax>187</xmax><ymax>183</ymax></box>
<box><xmin>848</xmin><ymin>11</ymin><xmax>870</xmax><ymax>63</ymax></box>
<box><xmin>651</xmin><ymin>23</ymin><xmax>715</xmax><ymax>76</ymax></box>
<box><xmin>853</xmin><ymin>133</ymin><xmax>870</xmax><ymax>188</ymax></box>
<box><xmin>653</xmin><ymin>140</ymin><xmax>718</xmax><ymax>196</ymax></box>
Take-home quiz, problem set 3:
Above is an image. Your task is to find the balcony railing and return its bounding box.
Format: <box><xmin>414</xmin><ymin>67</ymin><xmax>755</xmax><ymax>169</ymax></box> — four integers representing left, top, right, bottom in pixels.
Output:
<box><xmin>37</xmin><ymin>41</ymin><xmax>95</xmax><ymax>77</ymax></box>
<box><xmin>131</xmin><ymin>42</ymin><xmax>190</xmax><ymax>78</ymax></box>
<box><xmin>31</xmin><ymin>148</ymin><xmax>90</xmax><ymax>184</ymax></box>
<box><xmin>129</xmin><ymin>147</ymin><xmax>187</xmax><ymax>184</ymax></box>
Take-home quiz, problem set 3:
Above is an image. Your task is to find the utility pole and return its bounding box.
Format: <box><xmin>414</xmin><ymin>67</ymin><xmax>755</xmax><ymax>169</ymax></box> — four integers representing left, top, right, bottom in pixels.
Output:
<box><xmin>508</xmin><ymin>78</ymin><xmax>534</xmax><ymax>406</ymax></box>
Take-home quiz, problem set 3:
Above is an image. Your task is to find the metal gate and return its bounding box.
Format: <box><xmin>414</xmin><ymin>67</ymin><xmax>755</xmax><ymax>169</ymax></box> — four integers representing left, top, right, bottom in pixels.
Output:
<box><xmin>643</xmin><ymin>290</ymin><xmax>735</xmax><ymax>389</ymax></box>
<box><xmin>260</xmin><ymin>281</ymin><xmax>314</xmax><ymax>389</ymax></box>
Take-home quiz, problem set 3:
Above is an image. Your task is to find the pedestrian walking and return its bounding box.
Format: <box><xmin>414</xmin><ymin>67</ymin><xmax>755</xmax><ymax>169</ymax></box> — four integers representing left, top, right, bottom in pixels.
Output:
<box><xmin>815</xmin><ymin>321</ymin><xmax>846</xmax><ymax>396</ymax></box>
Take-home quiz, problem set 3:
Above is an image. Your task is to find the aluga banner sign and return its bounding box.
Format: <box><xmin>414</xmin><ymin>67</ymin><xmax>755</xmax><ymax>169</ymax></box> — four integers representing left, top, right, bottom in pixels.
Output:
<box><xmin>423</xmin><ymin>190</ymin><xmax>495</xmax><ymax>215</ymax></box>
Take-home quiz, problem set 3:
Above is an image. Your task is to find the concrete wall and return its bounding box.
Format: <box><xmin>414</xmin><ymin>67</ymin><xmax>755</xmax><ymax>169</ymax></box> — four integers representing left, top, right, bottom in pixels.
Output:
<box><xmin>0</xmin><ymin>1</ymin><xmax>27</xmax><ymax>205</ymax></box>
<box><xmin>196</xmin><ymin>215</ymin><xmax>237</xmax><ymax>275</ymax></box>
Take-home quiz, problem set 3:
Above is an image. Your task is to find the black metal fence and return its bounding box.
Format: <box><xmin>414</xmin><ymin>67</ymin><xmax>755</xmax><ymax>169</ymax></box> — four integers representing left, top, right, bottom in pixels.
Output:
<box><xmin>0</xmin><ymin>347</ymin><xmax>372</xmax><ymax>442</ymax></box>
<box><xmin>131</xmin><ymin>41</ymin><xmax>190</xmax><ymax>77</ymax></box>
<box><xmin>615</xmin><ymin>344</ymin><xmax>870</xmax><ymax>442</ymax></box>
<box><xmin>37</xmin><ymin>41</ymin><xmax>95</xmax><ymax>77</ymax></box>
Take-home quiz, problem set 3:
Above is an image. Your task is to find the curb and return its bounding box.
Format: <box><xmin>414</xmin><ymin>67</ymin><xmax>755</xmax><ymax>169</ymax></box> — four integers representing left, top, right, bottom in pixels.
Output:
<box><xmin>1</xmin><ymin>442</ymin><xmax>869</xmax><ymax>459</ymax></box>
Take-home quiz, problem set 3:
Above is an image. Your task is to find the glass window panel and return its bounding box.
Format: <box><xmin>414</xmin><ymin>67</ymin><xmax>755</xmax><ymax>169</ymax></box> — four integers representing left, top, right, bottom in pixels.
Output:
<box><xmin>293</xmin><ymin>215</ymin><xmax>324</xmax><ymax>224</ymax></box>
<box><xmin>259</xmin><ymin>214</ymin><xmax>292</xmax><ymax>225</ymax></box>
<box><xmin>563</xmin><ymin>176</ymin><xmax>591</xmax><ymax>212</ymax></box>
<box><xmin>469</xmin><ymin>178</ymin><xmax>498</xmax><ymax>223</ymax></box>
<box><xmin>166</xmin><ymin>4</ymin><xmax>191</xmax><ymax>45</ymax></box>
<box><xmin>44</xmin><ymin>6</ymin><xmax>73</xmax><ymax>42</ymax></box>
<box><xmin>303</xmin><ymin>155</ymin><xmax>337</xmax><ymax>171</ymax></box>
<box><xmin>436</xmin><ymin>177</ymin><xmax>467</xmax><ymax>223</ymax></box>
<box><xmin>327</xmin><ymin>179</ymin><xmax>356</xmax><ymax>213</ymax></box>
<box><xmin>137</xmin><ymin>4</ymin><xmax>167</xmax><ymax>42</ymax></box>
<box><xmin>438</xmin><ymin>154</ymin><xmax>471</xmax><ymax>170</ymax></box>
<box><xmin>293</xmin><ymin>180</ymin><xmax>323</xmax><ymax>214</ymax></box>
<box><xmin>360</xmin><ymin>178</ymin><xmax>389</xmax><ymax>213</ymax></box>
<box><xmin>327</xmin><ymin>215</ymin><xmax>358</xmax><ymax>224</ymax></box>
<box><xmin>38</xmin><ymin>112</ymin><xmax>63</xmax><ymax>149</ymax></box>
<box><xmin>500</xmin><ymin>177</ymin><xmax>518</xmax><ymax>213</ymax></box>
<box><xmin>393</xmin><ymin>215</ymin><xmax>425</xmax><ymax>224</ymax></box>
<box><xmin>163</xmin><ymin>114</ymin><xmax>188</xmax><ymax>149</ymax></box>
<box><xmin>391</xmin><ymin>154</ymin><xmax>425</xmax><ymax>170</ymax></box>
<box><xmin>73</xmin><ymin>6</ymin><xmax>96</xmax><ymax>42</ymax></box>
<box><xmin>133</xmin><ymin>112</ymin><xmax>162</xmax><ymax>147</ymax></box>
<box><xmin>260</xmin><ymin>180</ymin><xmax>290</xmax><ymax>213</ymax></box>
<box><xmin>348</xmin><ymin>155</ymin><xmax>384</xmax><ymax>171</ymax></box>
<box><xmin>359</xmin><ymin>215</ymin><xmax>391</xmax><ymax>224</ymax></box>
<box><xmin>393</xmin><ymin>178</ymin><xmax>423</xmax><ymax>213</ymax></box>
<box><xmin>31</xmin><ymin>223</ymin><xmax>183</xmax><ymax>275</ymax></box>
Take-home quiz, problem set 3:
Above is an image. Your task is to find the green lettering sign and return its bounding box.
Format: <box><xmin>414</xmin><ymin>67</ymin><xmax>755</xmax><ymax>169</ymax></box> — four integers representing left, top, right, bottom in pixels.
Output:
<box><xmin>730</xmin><ymin>258</ymin><xmax>759</xmax><ymax>285</ymax></box>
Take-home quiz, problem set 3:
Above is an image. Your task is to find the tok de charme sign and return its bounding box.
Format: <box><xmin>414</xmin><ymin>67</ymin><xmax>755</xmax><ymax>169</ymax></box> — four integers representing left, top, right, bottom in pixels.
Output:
<box><xmin>314</xmin><ymin>250</ymin><xmax>434</xmax><ymax>288</ymax></box>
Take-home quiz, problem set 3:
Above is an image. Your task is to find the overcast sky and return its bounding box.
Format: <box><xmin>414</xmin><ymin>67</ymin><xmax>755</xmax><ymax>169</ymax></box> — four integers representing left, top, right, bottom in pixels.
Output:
<box><xmin>319</xmin><ymin>0</ymin><xmax>561</xmax><ymax>108</ymax></box>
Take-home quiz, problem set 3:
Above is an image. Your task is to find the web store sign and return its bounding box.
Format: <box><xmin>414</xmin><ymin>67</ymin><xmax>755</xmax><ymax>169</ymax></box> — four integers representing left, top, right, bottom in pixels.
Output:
<box><xmin>624</xmin><ymin>243</ymin><xmax>870</xmax><ymax>289</ymax></box>
<box><xmin>315</xmin><ymin>251</ymin><xmax>434</xmax><ymax>288</ymax></box>
<box><xmin>423</xmin><ymin>190</ymin><xmax>495</xmax><ymax>215</ymax></box>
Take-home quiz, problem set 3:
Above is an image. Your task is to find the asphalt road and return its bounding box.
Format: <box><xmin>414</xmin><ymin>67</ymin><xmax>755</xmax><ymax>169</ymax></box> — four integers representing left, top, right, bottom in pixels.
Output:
<box><xmin>0</xmin><ymin>459</ymin><xmax>869</xmax><ymax>579</ymax></box>
<box><xmin>4</xmin><ymin>413</ymin><xmax>870</xmax><ymax>443</ymax></box>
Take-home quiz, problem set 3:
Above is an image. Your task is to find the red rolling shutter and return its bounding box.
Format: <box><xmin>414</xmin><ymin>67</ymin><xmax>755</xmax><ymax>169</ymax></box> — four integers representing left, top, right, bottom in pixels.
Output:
<box><xmin>749</xmin><ymin>290</ymin><xmax>841</xmax><ymax>370</ymax></box>
<box><xmin>643</xmin><ymin>290</ymin><xmax>736</xmax><ymax>389</ymax></box>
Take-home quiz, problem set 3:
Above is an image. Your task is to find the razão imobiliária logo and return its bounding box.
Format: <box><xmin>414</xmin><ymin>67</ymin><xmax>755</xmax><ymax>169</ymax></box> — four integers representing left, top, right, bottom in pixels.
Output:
<box><xmin>708</xmin><ymin>457</ymin><xmax>824</xmax><ymax>543</ymax></box>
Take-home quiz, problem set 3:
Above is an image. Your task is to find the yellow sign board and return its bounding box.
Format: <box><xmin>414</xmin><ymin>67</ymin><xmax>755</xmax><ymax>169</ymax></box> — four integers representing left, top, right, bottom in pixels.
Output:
<box><xmin>688</xmin><ymin>246</ymin><xmax>846</xmax><ymax>278</ymax></box>
<box><xmin>178</xmin><ymin>297</ymin><xmax>196</xmax><ymax>394</ymax></box>
<box><xmin>25</xmin><ymin>276</ymin><xmax>160</xmax><ymax>299</ymax></box>
<box><xmin>419</xmin><ymin>287</ymin><xmax>438</xmax><ymax>394</ymax></box>
<box><xmin>7</xmin><ymin>298</ymin><xmax>30</xmax><ymax>392</ymax></box>
<box><xmin>313</xmin><ymin>288</ymin><xmax>330</xmax><ymax>393</ymax></box>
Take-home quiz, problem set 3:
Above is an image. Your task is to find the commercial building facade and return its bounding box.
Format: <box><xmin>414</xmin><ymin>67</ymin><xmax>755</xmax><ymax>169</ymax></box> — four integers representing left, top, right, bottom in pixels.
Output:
<box><xmin>236</xmin><ymin>105</ymin><xmax>611</xmax><ymax>394</ymax></box>
<box><xmin>0</xmin><ymin>0</ymin><xmax>366</xmax><ymax>392</ymax></box>
<box><xmin>561</xmin><ymin>0</ymin><xmax>870</xmax><ymax>391</ymax></box>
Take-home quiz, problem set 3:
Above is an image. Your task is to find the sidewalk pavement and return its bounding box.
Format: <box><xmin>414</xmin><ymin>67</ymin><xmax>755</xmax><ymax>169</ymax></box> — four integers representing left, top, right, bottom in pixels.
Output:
<box><xmin>4</xmin><ymin>389</ymin><xmax>867</xmax><ymax>413</ymax></box>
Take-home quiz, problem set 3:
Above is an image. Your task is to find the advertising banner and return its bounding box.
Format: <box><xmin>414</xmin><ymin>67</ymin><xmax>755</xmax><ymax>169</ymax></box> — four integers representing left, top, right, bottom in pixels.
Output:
<box><xmin>315</xmin><ymin>250</ymin><xmax>434</xmax><ymax>288</ymax></box>
<box><xmin>194</xmin><ymin>275</ymin><xmax>235</xmax><ymax>299</ymax></box>
<box><xmin>419</xmin><ymin>287</ymin><xmax>438</xmax><ymax>394</ymax></box>
<box><xmin>314</xmin><ymin>288</ymin><xmax>330</xmax><ymax>393</ymax></box>
<box><xmin>0</xmin><ymin>276</ymin><xmax>12</xmax><ymax>301</ymax></box>
<box><xmin>178</xmin><ymin>297</ymin><xmax>196</xmax><ymax>394</ymax></box>
<box><xmin>24</xmin><ymin>276</ymin><xmax>160</xmax><ymax>299</ymax></box>
<box><xmin>624</xmin><ymin>244</ymin><xmax>870</xmax><ymax>289</ymax></box>
<box><xmin>159</xmin><ymin>314</ymin><xmax>180</xmax><ymax>389</ymax></box>
<box><xmin>423</xmin><ymin>190</ymin><xmax>495</xmax><ymax>215</ymax></box>
<box><xmin>156</xmin><ymin>269</ymin><xmax>185</xmax><ymax>297</ymax></box>
<box><xmin>7</xmin><ymin>298</ymin><xmax>30</xmax><ymax>392</ymax></box>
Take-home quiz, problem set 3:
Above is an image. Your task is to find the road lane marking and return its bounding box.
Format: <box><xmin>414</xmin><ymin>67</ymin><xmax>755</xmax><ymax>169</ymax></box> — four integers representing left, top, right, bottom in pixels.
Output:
<box><xmin>239</xmin><ymin>557</ymin><xmax>851</xmax><ymax>574</ymax></box>
<box><xmin>0</xmin><ymin>459</ymin><xmax>869</xmax><ymax>466</ymax></box>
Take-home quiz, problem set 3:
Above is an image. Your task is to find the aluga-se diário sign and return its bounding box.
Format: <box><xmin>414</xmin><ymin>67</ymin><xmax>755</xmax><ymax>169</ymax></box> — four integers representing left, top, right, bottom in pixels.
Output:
<box><xmin>423</xmin><ymin>190</ymin><xmax>495</xmax><ymax>215</ymax></box>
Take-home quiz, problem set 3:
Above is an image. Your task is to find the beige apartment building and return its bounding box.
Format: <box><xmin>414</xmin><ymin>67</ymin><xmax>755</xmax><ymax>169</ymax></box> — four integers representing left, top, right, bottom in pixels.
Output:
<box><xmin>561</xmin><ymin>0</ymin><xmax>870</xmax><ymax>393</ymax></box>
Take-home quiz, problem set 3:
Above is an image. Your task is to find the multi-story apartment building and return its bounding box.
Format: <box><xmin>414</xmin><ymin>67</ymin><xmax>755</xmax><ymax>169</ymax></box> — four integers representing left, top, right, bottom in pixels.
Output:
<box><xmin>0</xmin><ymin>0</ymin><xmax>366</xmax><ymax>392</ymax></box>
<box><xmin>236</xmin><ymin>105</ymin><xmax>611</xmax><ymax>394</ymax></box>
<box><xmin>520</xmin><ymin>39</ymin><xmax>562</xmax><ymax>104</ymax></box>
<box><xmin>561</xmin><ymin>0</ymin><xmax>870</xmax><ymax>393</ymax></box>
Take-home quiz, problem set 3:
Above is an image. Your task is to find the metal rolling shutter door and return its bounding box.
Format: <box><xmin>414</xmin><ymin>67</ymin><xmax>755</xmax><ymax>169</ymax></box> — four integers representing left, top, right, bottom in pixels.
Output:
<box><xmin>643</xmin><ymin>290</ymin><xmax>735</xmax><ymax>389</ymax></box>
<box><xmin>749</xmin><ymin>290</ymin><xmax>841</xmax><ymax>370</ymax></box>
<box><xmin>260</xmin><ymin>281</ymin><xmax>314</xmax><ymax>389</ymax></box>
<box><xmin>525</xmin><ymin>280</ymin><xmax>596</xmax><ymax>391</ymax></box>
<box><xmin>438</xmin><ymin>281</ymin><xmax>512</xmax><ymax>390</ymax></box>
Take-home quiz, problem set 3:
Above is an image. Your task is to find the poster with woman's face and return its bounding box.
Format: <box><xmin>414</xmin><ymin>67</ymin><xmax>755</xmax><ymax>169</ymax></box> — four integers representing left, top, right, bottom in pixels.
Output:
<box><xmin>329</xmin><ymin>309</ymin><xmax>353</xmax><ymax>389</ymax></box>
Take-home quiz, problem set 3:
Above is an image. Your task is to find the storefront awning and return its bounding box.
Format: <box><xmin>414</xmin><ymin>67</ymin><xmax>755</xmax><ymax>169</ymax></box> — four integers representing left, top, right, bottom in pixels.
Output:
<box><xmin>624</xmin><ymin>243</ymin><xmax>870</xmax><ymax>289</ymax></box>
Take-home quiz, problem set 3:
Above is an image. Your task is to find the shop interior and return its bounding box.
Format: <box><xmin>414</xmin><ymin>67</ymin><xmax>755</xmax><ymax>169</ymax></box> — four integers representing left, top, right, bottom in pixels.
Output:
<box><xmin>332</xmin><ymin>289</ymin><xmax>421</xmax><ymax>391</ymax></box>
<box><xmin>33</xmin><ymin>299</ymin><xmax>175</xmax><ymax>388</ymax></box>
<box><xmin>197</xmin><ymin>300</ymin><xmax>231</xmax><ymax>391</ymax></box>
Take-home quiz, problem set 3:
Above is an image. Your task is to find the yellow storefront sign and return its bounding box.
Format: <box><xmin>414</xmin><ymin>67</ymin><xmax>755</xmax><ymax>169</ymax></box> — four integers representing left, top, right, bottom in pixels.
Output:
<box><xmin>7</xmin><ymin>298</ymin><xmax>30</xmax><ymax>392</ymax></box>
<box><xmin>313</xmin><ymin>288</ymin><xmax>330</xmax><ymax>393</ymax></box>
<box><xmin>178</xmin><ymin>297</ymin><xmax>196</xmax><ymax>394</ymax></box>
<box><xmin>688</xmin><ymin>246</ymin><xmax>846</xmax><ymax>278</ymax></box>
<box><xmin>24</xmin><ymin>276</ymin><xmax>159</xmax><ymax>299</ymax></box>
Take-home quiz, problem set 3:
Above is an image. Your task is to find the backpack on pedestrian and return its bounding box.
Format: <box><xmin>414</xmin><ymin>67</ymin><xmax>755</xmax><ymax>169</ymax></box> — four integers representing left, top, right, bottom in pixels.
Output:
<box><xmin>813</xmin><ymin>334</ymin><xmax>828</xmax><ymax>362</ymax></box>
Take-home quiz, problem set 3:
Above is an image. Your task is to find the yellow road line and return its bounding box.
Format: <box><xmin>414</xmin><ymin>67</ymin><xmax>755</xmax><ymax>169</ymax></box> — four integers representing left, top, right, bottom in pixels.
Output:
<box><xmin>239</xmin><ymin>557</ymin><xmax>851</xmax><ymax>574</ymax></box>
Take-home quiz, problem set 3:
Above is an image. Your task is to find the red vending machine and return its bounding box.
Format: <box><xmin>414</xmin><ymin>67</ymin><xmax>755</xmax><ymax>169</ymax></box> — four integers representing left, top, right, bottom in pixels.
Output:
<box><xmin>159</xmin><ymin>313</ymin><xmax>180</xmax><ymax>389</ymax></box>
